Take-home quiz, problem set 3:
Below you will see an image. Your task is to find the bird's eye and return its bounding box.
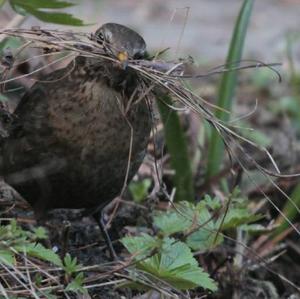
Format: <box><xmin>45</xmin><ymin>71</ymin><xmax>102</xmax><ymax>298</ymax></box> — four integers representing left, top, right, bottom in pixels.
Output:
<box><xmin>97</xmin><ymin>32</ymin><xmax>105</xmax><ymax>42</ymax></box>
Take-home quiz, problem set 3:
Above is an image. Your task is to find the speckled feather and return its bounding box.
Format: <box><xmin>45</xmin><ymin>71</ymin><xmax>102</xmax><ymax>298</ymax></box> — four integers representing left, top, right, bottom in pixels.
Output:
<box><xmin>0</xmin><ymin>29</ymin><xmax>151</xmax><ymax>217</ymax></box>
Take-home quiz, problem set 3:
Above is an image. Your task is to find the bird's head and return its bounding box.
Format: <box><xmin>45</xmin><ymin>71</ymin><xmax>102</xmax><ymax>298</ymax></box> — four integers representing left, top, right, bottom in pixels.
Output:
<box><xmin>94</xmin><ymin>23</ymin><xmax>146</xmax><ymax>68</ymax></box>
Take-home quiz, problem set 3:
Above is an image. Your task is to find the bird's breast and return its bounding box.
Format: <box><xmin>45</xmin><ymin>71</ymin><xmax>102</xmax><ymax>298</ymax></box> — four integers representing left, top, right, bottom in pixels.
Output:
<box><xmin>47</xmin><ymin>78</ymin><xmax>149</xmax><ymax>164</ymax></box>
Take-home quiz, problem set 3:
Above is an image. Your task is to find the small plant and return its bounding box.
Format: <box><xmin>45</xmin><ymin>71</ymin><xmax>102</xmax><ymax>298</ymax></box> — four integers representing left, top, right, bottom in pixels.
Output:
<box><xmin>121</xmin><ymin>189</ymin><xmax>266</xmax><ymax>294</ymax></box>
<box><xmin>0</xmin><ymin>220</ymin><xmax>89</xmax><ymax>297</ymax></box>
<box><xmin>63</xmin><ymin>254</ymin><xmax>87</xmax><ymax>295</ymax></box>
<box><xmin>122</xmin><ymin>234</ymin><xmax>217</xmax><ymax>292</ymax></box>
<box><xmin>0</xmin><ymin>219</ymin><xmax>62</xmax><ymax>267</ymax></box>
<box><xmin>65</xmin><ymin>272</ymin><xmax>87</xmax><ymax>295</ymax></box>
<box><xmin>63</xmin><ymin>253</ymin><xmax>81</xmax><ymax>276</ymax></box>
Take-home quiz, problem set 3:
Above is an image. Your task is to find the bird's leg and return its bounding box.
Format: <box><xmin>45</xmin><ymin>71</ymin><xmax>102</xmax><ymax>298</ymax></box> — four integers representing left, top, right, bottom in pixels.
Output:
<box><xmin>93</xmin><ymin>210</ymin><xmax>118</xmax><ymax>261</ymax></box>
<box><xmin>60</xmin><ymin>220</ymin><xmax>71</xmax><ymax>259</ymax></box>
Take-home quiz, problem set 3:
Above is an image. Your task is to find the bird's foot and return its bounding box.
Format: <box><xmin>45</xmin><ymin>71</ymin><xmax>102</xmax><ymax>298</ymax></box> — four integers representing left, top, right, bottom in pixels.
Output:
<box><xmin>93</xmin><ymin>211</ymin><xmax>119</xmax><ymax>261</ymax></box>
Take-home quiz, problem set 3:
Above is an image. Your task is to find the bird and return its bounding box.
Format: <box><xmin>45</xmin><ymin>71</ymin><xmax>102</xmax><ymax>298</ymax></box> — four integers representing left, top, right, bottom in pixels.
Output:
<box><xmin>0</xmin><ymin>23</ymin><xmax>152</xmax><ymax>259</ymax></box>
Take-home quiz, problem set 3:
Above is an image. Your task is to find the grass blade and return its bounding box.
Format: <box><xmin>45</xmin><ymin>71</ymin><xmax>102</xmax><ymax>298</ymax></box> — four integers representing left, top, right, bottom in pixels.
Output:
<box><xmin>206</xmin><ymin>0</ymin><xmax>254</xmax><ymax>180</ymax></box>
<box><xmin>157</xmin><ymin>94</ymin><xmax>195</xmax><ymax>202</ymax></box>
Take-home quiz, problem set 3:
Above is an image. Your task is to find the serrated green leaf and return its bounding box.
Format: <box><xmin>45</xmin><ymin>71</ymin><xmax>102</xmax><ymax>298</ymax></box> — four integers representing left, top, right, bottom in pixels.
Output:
<box><xmin>153</xmin><ymin>201</ymin><xmax>214</xmax><ymax>237</ymax></box>
<box><xmin>121</xmin><ymin>233</ymin><xmax>159</xmax><ymax>260</ymax></box>
<box><xmin>15</xmin><ymin>243</ymin><xmax>62</xmax><ymax>267</ymax></box>
<box><xmin>10</xmin><ymin>0</ymin><xmax>74</xmax><ymax>9</ymax></box>
<box><xmin>0</xmin><ymin>249</ymin><xmax>15</xmax><ymax>266</ymax></box>
<box><xmin>123</xmin><ymin>235</ymin><xmax>217</xmax><ymax>291</ymax></box>
<box><xmin>153</xmin><ymin>210</ymin><xmax>191</xmax><ymax>236</ymax></box>
<box><xmin>185</xmin><ymin>203</ymin><xmax>223</xmax><ymax>251</ymax></box>
<box><xmin>65</xmin><ymin>272</ymin><xmax>87</xmax><ymax>294</ymax></box>
<box><xmin>203</xmin><ymin>195</ymin><xmax>222</xmax><ymax>210</ymax></box>
<box><xmin>33</xmin><ymin>227</ymin><xmax>48</xmax><ymax>239</ymax></box>
<box><xmin>153</xmin><ymin>201</ymin><xmax>223</xmax><ymax>250</ymax></box>
<box><xmin>186</xmin><ymin>229</ymin><xmax>223</xmax><ymax>251</ymax></box>
<box><xmin>143</xmin><ymin>237</ymin><xmax>217</xmax><ymax>291</ymax></box>
<box><xmin>0</xmin><ymin>221</ymin><xmax>63</xmax><ymax>269</ymax></box>
<box><xmin>216</xmin><ymin>208</ymin><xmax>263</xmax><ymax>230</ymax></box>
<box><xmin>63</xmin><ymin>253</ymin><xmax>81</xmax><ymax>275</ymax></box>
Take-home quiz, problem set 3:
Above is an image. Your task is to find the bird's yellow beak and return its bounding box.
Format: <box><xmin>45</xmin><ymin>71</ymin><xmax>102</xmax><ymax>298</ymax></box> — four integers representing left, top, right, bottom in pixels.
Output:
<box><xmin>117</xmin><ymin>51</ymin><xmax>129</xmax><ymax>69</ymax></box>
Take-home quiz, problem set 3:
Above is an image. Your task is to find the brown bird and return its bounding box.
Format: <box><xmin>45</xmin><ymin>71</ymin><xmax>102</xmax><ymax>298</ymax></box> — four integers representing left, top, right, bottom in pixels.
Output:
<box><xmin>0</xmin><ymin>23</ymin><xmax>151</xmax><ymax>259</ymax></box>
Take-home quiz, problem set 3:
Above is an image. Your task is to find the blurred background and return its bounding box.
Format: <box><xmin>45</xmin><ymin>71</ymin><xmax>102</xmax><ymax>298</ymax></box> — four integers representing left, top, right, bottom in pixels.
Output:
<box><xmin>2</xmin><ymin>0</ymin><xmax>300</xmax><ymax>63</ymax></box>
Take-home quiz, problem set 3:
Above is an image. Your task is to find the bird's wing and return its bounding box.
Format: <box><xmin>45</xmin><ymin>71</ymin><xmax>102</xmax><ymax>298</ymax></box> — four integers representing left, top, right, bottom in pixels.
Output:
<box><xmin>14</xmin><ymin>62</ymin><xmax>77</xmax><ymax>122</ymax></box>
<box><xmin>0</xmin><ymin>60</ymin><xmax>80</xmax><ymax>176</ymax></box>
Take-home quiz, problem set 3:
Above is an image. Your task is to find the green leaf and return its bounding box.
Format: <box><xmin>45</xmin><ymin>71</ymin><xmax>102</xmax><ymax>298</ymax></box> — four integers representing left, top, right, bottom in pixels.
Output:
<box><xmin>63</xmin><ymin>253</ymin><xmax>81</xmax><ymax>275</ymax></box>
<box><xmin>153</xmin><ymin>201</ymin><xmax>215</xmax><ymax>237</ymax></box>
<box><xmin>65</xmin><ymin>272</ymin><xmax>87</xmax><ymax>295</ymax></box>
<box><xmin>186</xmin><ymin>229</ymin><xmax>223</xmax><ymax>252</ymax></box>
<box><xmin>216</xmin><ymin>208</ymin><xmax>263</xmax><ymax>230</ymax></box>
<box><xmin>129</xmin><ymin>178</ymin><xmax>151</xmax><ymax>203</ymax></box>
<box><xmin>206</xmin><ymin>0</ymin><xmax>254</xmax><ymax>179</ymax></box>
<box><xmin>34</xmin><ymin>273</ymin><xmax>43</xmax><ymax>286</ymax></box>
<box><xmin>11</xmin><ymin>0</ymin><xmax>75</xmax><ymax>9</ymax></box>
<box><xmin>0</xmin><ymin>221</ymin><xmax>63</xmax><ymax>268</ymax></box>
<box><xmin>153</xmin><ymin>201</ymin><xmax>222</xmax><ymax>250</ymax></box>
<box><xmin>0</xmin><ymin>249</ymin><xmax>15</xmax><ymax>266</ymax></box>
<box><xmin>15</xmin><ymin>243</ymin><xmax>62</xmax><ymax>267</ymax></box>
<box><xmin>203</xmin><ymin>195</ymin><xmax>222</xmax><ymax>210</ymax></box>
<box><xmin>9</xmin><ymin>0</ymin><xmax>87</xmax><ymax>26</ymax></box>
<box><xmin>185</xmin><ymin>204</ymin><xmax>223</xmax><ymax>251</ymax></box>
<box><xmin>20</xmin><ymin>6</ymin><xmax>86</xmax><ymax>26</ymax></box>
<box><xmin>124</xmin><ymin>236</ymin><xmax>217</xmax><ymax>291</ymax></box>
<box><xmin>3</xmin><ymin>219</ymin><xmax>27</xmax><ymax>240</ymax></box>
<box><xmin>121</xmin><ymin>233</ymin><xmax>159</xmax><ymax>260</ymax></box>
<box><xmin>153</xmin><ymin>209</ymin><xmax>191</xmax><ymax>236</ymax></box>
<box><xmin>33</xmin><ymin>227</ymin><xmax>48</xmax><ymax>240</ymax></box>
<box><xmin>153</xmin><ymin>198</ymin><xmax>262</xmax><ymax>251</ymax></box>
